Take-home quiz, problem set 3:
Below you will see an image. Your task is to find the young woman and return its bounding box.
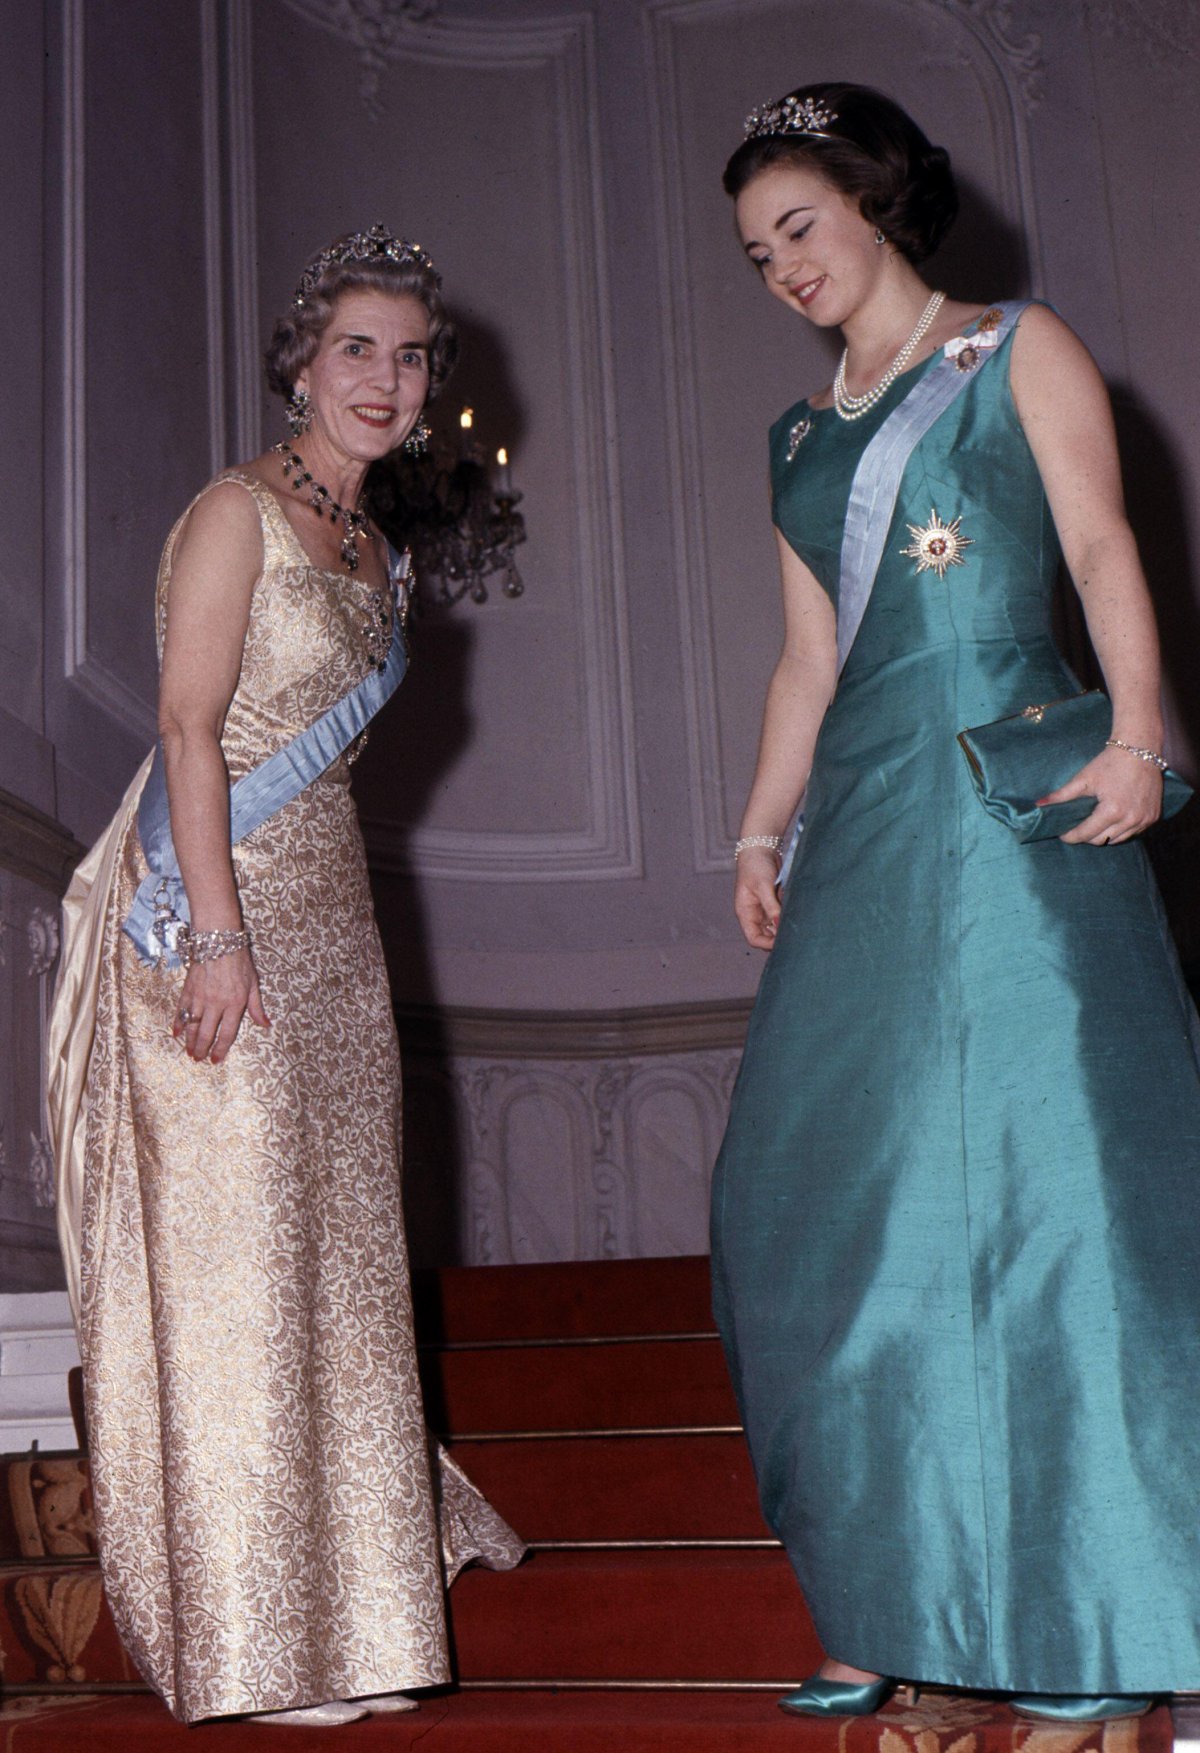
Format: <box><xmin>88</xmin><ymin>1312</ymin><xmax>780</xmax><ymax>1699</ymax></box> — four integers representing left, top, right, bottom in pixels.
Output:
<box><xmin>710</xmin><ymin>83</ymin><xmax>1200</xmax><ymax>1722</ymax></box>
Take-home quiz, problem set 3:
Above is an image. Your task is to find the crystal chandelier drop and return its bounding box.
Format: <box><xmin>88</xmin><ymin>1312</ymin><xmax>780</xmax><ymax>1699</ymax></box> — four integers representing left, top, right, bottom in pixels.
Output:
<box><xmin>369</xmin><ymin>408</ymin><xmax>526</xmax><ymax>607</ymax></box>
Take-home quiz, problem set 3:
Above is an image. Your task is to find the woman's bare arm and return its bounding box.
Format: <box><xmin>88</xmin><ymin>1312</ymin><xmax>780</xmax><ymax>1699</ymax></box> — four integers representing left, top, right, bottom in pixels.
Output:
<box><xmin>157</xmin><ymin>482</ymin><xmax>270</xmax><ymax>1059</ymax></box>
<box><xmin>734</xmin><ymin>530</ymin><xmax>838</xmax><ymax>949</ymax></box>
<box><xmin>1010</xmin><ymin>305</ymin><xmax>1165</xmax><ymax>844</ymax></box>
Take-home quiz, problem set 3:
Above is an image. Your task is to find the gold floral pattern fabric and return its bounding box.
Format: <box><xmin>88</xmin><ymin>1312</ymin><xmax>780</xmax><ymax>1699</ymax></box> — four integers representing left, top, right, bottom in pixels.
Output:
<box><xmin>79</xmin><ymin>475</ymin><xmax>523</xmax><ymax>1724</ymax></box>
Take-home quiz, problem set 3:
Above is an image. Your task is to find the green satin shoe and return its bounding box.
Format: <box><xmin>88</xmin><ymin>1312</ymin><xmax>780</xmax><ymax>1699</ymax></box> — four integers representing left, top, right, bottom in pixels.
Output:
<box><xmin>779</xmin><ymin>1676</ymin><xmax>897</xmax><ymax>1717</ymax></box>
<box><xmin>1009</xmin><ymin>1695</ymin><xmax>1154</xmax><ymax>1721</ymax></box>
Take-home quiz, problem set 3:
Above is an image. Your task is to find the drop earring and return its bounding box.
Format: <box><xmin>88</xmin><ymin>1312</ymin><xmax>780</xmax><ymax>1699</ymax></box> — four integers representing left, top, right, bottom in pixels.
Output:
<box><xmin>403</xmin><ymin>413</ymin><xmax>431</xmax><ymax>456</ymax></box>
<box><xmin>286</xmin><ymin>388</ymin><xmax>313</xmax><ymax>437</ymax></box>
<box><xmin>874</xmin><ymin>228</ymin><xmax>887</xmax><ymax>246</ymax></box>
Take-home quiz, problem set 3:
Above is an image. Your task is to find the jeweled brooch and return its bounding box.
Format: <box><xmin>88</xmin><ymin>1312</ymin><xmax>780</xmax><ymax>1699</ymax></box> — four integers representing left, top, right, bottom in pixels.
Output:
<box><xmin>976</xmin><ymin>307</ymin><xmax>1003</xmax><ymax>332</ymax></box>
<box><xmin>944</xmin><ymin>327</ymin><xmax>1000</xmax><ymax>372</ymax></box>
<box><xmin>902</xmin><ymin>508</ymin><xmax>973</xmax><ymax>578</ymax></box>
<box><xmin>786</xmin><ymin>416</ymin><xmax>813</xmax><ymax>461</ymax></box>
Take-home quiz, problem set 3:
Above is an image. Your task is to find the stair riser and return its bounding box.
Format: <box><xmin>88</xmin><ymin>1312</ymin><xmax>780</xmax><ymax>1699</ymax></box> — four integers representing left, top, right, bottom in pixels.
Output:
<box><xmin>0</xmin><ymin>1553</ymin><xmax>821</xmax><ymax>1689</ymax></box>
<box><xmin>447</xmin><ymin>1552</ymin><xmax>824</xmax><ymax>1681</ymax></box>
<box><xmin>446</xmin><ymin>1434</ymin><xmax>770</xmax><ymax>1542</ymax></box>
<box><xmin>413</xmin><ymin>1256</ymin><xmax>716</xmax><ymax>1344</ymax></box>
<box><xmin>421</xmin><ymin>1338</ymin><xmax>737</xmax><ymax>1436</ymax></box>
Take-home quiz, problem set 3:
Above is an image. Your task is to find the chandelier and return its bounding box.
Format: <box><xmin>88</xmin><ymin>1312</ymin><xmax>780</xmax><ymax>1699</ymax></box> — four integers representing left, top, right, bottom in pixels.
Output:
<box><xmin>369</xmin><ymin>408</ymin><xmax>526</xmax><ymax>606</ymax></box>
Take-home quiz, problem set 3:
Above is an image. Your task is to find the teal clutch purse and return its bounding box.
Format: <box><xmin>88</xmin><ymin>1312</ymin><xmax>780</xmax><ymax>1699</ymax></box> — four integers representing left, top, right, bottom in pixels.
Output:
<box><xmin>958</xmin><ymin>690</ymin><xmax>1193</xmax><ymax>842</ymax></box>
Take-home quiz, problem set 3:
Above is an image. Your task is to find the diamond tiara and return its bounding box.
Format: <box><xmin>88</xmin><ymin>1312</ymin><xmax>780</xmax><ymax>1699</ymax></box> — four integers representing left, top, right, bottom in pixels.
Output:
<box><xmin>743</xmin><ymin>93</ymin><xmax>838</xmax><ymax>143</ymax></box>
<box><xmin>293</xmin><ymin>222</ymin><xmax>440</xmax><ymax>308</ymax></box>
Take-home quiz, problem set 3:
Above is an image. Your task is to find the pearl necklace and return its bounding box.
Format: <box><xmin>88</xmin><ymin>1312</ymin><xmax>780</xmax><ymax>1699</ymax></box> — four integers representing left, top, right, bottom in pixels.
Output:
<box><xmin>832</xmin><ymin>290</ymin><xmax>946</xmax><ymax>421</ymax></box>
<box><xmin>275</xmin><ymin>441</ymin><xmax>371</xmax><ymax>571</ymax></box>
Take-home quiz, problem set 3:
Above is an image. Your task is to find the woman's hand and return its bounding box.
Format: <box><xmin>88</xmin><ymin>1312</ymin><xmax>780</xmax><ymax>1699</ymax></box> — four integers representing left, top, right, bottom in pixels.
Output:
<box><xmin>734</xmin><ymin>848</ymin><xmax>783</xmax><ymax>950</ymax></box>
<box><xmin>1039</xmin><ymin>744</ymin><xmax>1164</xmax><ymax>845</ymax></box>
<box><xmin>172</xmin><ymin>948</ymin><xmax>271</xmax><ymax>1064</ymax></box>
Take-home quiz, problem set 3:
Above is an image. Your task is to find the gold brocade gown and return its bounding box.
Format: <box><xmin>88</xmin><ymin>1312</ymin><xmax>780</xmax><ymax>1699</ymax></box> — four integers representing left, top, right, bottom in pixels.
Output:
<box><xmin>78</xmin><ymin>474</ymin><xmax>524</xmax><ymax>1724</ymax></box>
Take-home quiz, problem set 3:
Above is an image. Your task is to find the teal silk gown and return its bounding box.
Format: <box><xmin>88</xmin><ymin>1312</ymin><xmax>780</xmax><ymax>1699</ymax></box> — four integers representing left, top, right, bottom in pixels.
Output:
<box><xmin>711</xmin><ymin>309</ymin><xmax>1200</xmax><ymax>1695</ymax></box>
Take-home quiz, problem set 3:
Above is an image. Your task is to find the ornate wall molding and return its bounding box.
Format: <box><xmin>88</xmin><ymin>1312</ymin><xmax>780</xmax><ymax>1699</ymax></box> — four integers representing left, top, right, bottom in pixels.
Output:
<box><xmin>54</xmin><ymin>0</ymin><xmax>247</xmax><ymax>744</ymax></box>
<box><xmin>936</xmin><ymin>0</ymin><xmax>1046</xmax><ymax>112</ymax></box>
<box><xmin>279</xmin><ymin>0</ymin><xmax>440</xmax><ymax>114</ymax></box>
<box><xmin>1082</xmin><ymin>0</ymin><xmax>1198</xmax><ymax>65</ymax></box>
<box><xmin>396</xmin><ymin>997</ymin><xmax>752</xmax><ymax>1060</ymax></box>
<box><xmin>0</xmin><ymin>792</ymin><xmax>84</xmax><ymax>895</ymax></box>
<box><xmin>270</xmin><ymin>4</ymin><xmax>641</xmax><ymax>882</ymax></box>
<box><xmin>0</xmin><ymin>884</ymin><xmax>64</xmax><ymax>1238</ymax></box>
<box><xmin>645</xmin><ymin>0</ymin><xmax>1046</xmax><ymax>872</ymax></box>
<box><xmin>402</xmin><ymin>1036</ymin><xmax>739</xmax><ymax>1266</ymax></box>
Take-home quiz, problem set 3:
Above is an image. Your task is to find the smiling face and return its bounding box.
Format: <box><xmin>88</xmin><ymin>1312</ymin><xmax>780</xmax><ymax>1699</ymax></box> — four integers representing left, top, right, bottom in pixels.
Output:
<box><xmin>294</xmin><ymin>287</ymin><xmax>431</xmax><ymax>461</ymax></box>
<box><xmin>735</xmin><ymin>161</ymin><xmax>883</xmax><ymax>329</ymax></box>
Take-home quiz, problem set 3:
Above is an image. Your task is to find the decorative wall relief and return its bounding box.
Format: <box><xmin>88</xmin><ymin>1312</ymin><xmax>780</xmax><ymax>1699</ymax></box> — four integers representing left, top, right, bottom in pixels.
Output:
<box><xmin>939</xmin><ymin>0</ymin><xmax>1046</xmax><ymax>111</ymax></box>
<box><xmin>277</xmin><ymin>0</ymin><xmax>441</xmax><ymax>114</ymax></box>
<box><xmin>0</xmin><ymin>798</ymin><xmax>79</xmax><ymax>1291</ymax></box>
<box><xmin>399</xmin><ymin>1005</ymin><xmax>748</xmax><ymax>1267</ymax></box>
<box><xmin>1082</xmin><ymin>0</ymin><xmax>1198</xmax><ymax>66</ymax></box>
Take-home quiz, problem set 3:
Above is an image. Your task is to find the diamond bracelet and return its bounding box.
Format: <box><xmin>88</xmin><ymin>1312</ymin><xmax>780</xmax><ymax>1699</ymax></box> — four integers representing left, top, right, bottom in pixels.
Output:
<box><xmin>1105</xmin><ymin>737</ymin><xmax>1169</xmax><ymax>773</ymax></box>
<box><xmin>734</xmin><ymin>835</ymin><xmax>782</xmax><ymax>861</ymax></box>
<box><xmin>177</xmin><ymin>925</ymin><xmax>252</xmax><ymax>967</ymax></box>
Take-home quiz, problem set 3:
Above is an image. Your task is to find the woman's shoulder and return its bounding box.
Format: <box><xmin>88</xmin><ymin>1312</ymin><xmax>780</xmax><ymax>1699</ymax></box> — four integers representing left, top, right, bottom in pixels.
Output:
<box><xmin>164</xmin><ymin>469</ymin><xmax>268</xmax><ymax>576</ymax></box>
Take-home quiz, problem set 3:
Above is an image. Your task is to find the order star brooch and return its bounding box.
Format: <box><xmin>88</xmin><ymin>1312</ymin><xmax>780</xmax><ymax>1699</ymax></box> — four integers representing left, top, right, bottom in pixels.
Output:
<box><xmin>901</xmin><ymin>508</ymin><xmax>973</xmax><ymax>578</ymax></box>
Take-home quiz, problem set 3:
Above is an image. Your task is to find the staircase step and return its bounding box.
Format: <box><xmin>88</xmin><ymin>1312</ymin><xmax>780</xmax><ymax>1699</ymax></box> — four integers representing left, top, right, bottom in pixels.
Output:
<box><xmin>446</xmin><ymin>1433</ymin><xmax>770</xmax><ymax>1543</ymax></box>
<box><xmin>412</xmin><ymin>1256</ymin><xmax>715</xmax><ymax>1345</ymax></box>
<box><xmin>449</xmin><ymin>1549</ymin><xmax>822</xmax><ymax>1681</ymax></box>
<box><xmin>0</xmin><ymin>1550</ymin><xmax>817</xmax><ymax>1690</ymax></box>
<box><xmin>1</xmin><ymin>1688</ymin><xmax>1172</xmax><ymax>1751</ymax></box>
<box><xmin>421</xmin><ymin>1336</ymin><xmax>736</xmax><ymax>1436</ymax></box>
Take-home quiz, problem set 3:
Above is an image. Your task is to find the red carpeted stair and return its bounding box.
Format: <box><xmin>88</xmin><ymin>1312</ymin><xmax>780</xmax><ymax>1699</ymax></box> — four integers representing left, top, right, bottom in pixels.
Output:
<box><xmin>0</xmin><ymin>1257</ymin><xmax>1175</xmax><ymax>1751</ymax></box>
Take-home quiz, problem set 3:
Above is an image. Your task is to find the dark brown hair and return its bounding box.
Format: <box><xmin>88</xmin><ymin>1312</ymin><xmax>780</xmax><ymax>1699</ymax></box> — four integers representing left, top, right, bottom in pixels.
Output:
<box><xmin>264</xmin><ymin>250</ymin><xmax>458</xmax><ymax>406</ymax></box>
<box><xmin>724</xmin><ymin>82</ymin><xmax>957</xmax><ymax>265</ymax></box>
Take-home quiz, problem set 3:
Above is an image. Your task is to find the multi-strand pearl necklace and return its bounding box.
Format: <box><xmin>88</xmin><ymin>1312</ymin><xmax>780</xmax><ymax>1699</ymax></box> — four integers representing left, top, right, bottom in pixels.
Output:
<box><xmin>832</xmin><ymin>290</ymin><xmax>946</xmax><ymax>421</ymax></box>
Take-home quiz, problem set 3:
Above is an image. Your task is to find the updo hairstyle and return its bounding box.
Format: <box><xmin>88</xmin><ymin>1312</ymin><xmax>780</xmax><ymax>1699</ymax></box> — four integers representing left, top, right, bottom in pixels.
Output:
<box><xmin>724</xmin><ymin>82</ymin><xmax>957</xmax><ymax>265</ymax></box>
<box><xmin>264</xmin><ymin>245</ymin><xmax>458</xmax><ymax>408</ymax></box>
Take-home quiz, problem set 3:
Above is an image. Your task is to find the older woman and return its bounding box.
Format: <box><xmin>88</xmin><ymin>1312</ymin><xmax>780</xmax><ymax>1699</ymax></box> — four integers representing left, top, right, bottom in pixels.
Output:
<box><xmin>710</xmin><ymin>85</ymin><xmax>1200</xmax><ymax>1721</ymax></box>
<box><xmin>49</xmin><ymin>226</ymin><xmax>523</xmax><ymax>1727</ymax></box>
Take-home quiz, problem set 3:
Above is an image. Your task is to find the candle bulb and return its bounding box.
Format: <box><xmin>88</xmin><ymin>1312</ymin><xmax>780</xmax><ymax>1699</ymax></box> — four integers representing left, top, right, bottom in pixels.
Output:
<box><xmin>495</xmin><ymin>447</ymin><xmax>513</xmax><ymax>497</ymax></box>
<box><xmin>459</xmin><ymin>406</ymin><xmax>474</xmax><ymax>459</ymax></box>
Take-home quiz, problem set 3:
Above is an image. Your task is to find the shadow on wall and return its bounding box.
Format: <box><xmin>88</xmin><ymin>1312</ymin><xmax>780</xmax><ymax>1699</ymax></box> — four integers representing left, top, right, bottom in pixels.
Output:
<box><xmin>354</xmin><ymin>310</ymin><xmax>526</xmax><ymax>1265</ymax></box>
<box><xmin>937</xmin><ymin>174</ymin><xmax>1030</xmax><ymax>305</ymax></box>
<box><xmin>353</xmin><ymin>606</ymin><xmax>475</xmax><ymax>1268</ymax></box>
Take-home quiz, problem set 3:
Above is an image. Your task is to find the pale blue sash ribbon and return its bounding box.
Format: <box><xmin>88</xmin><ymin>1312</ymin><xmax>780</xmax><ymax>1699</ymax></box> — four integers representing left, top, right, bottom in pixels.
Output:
<box><xmin>123</xmin><ymin>547</ymin><xmax>411</xmax><ymax>968</ymax></box>
<box><xmin>778</xmin><ymin>300</ymin><xmax>1029</xmax><ymax>886</ymax></box>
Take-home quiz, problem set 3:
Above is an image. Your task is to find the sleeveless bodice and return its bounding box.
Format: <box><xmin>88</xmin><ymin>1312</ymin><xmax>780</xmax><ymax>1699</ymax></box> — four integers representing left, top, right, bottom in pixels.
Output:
<box><xmin>155</xmin><ymin>472</ymin><xmax>402</xmax><ymax>787</ymax></box>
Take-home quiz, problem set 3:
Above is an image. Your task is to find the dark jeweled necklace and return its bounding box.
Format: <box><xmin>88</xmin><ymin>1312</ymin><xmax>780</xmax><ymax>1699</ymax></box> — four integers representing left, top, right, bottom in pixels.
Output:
<box><xmin>274</xmin><ymin>440</ymin><xmax>371</xmax><ymax>571</ymax></box>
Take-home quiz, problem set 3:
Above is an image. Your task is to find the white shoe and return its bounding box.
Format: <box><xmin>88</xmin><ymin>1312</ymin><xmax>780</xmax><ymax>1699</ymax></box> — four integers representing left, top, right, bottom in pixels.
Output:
<box><xmin>247</xmin><ymin>1700</ymin><xmax>368</xmax><ymax>1726</ymax></box>
<box><xmin>352</xmin><ymin>1693</ymin><xmax>419</xmax><ymax>1712</ymax></box>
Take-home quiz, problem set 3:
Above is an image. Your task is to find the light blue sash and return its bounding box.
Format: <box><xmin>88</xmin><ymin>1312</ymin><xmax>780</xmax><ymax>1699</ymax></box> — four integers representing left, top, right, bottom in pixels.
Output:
<box><xmin>123</xmin><ymin>546</ymin><xmax>411</xmax><ymax>968</ymax></box>
<box><xmin>778</xmin><ymin>300</ymin><xmax>1029</xmax><ymax>885</ymax></box>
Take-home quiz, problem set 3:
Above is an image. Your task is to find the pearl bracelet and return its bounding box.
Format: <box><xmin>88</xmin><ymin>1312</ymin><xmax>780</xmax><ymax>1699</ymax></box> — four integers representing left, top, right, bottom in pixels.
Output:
<box><xmin>177</xmin><ymin>925</ymin><xmax>252</xmax><ymax>967</ymax></box>
<box><xmin>1105</xmin><ymin>737</ymin><xmax>1169</xmax><ymax>773</ymax></box>
<box><xmin>735</xmin><ymin>835</ymin><xmax>782</xmax><ymax>861</ymax></box>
